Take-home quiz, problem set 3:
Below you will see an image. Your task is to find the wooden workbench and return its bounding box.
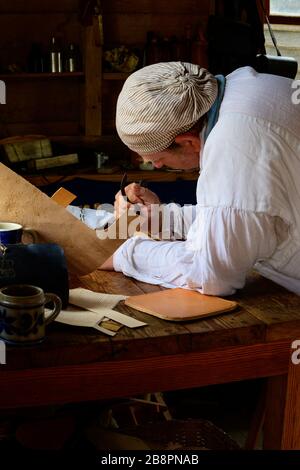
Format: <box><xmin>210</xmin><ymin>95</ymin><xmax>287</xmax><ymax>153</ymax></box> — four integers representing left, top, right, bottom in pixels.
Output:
<box><xmin>1</xmin><ymin>270</ymin><xmax>300</xmax><ymax>449</ymax></box>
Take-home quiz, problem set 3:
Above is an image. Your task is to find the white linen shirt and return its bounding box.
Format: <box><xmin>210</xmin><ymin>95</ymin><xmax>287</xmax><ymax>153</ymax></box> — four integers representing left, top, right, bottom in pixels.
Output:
<box><xmin>113</xmin><ymin>67</ymin><xmax>300</xmax><ymax>296</ymax></box>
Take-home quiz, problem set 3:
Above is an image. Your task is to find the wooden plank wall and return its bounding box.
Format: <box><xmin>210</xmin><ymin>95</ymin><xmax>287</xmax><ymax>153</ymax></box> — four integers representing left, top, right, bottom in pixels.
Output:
<box><xmin>0</xmin><ymin>0</ymin><xmax>83</xmax><ymax>137</ymax></box>
<box><xmin>103</xmin><ymin>0</ymin><xmax>212</xmax><ymax>46</ymax></box>
<box><xmin>102</xmin><ymin>0</ymin><xmax>212</xmax><ymax>134</ymax></box>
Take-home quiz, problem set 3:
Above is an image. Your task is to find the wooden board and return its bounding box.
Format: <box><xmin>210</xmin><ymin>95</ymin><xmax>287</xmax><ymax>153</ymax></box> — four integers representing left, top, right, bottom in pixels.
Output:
<box><xmin>0</xmin><ymin>136</ymin><xmax>52</xmax><ymax>163</ymax></box>
<box><xmin>125</xmin><ymin>288</ymin><xmax>238</xmax><ymax>321</ymax></box>
<box><xmin>85</xmin><ymin>15</ymin><xmax>102</xmax><ymax>135</ymax></box>
<box><xmin>0</xmin><ymin>163</ymin><xmax>122</xmax><ymax>275</ymax></box>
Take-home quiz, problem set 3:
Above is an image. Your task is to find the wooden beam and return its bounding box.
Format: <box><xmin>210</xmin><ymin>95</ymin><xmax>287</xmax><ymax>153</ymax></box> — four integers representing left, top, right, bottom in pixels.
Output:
<box><xmin>281</xmin><ymin>355</ymin><xmax>300</xmax><ymax>449</ymax></box>
<box><xmin>0</xmin><ymin>341</ymin><xmax>290</xmax><ymax>409</ymax></box>
<box><xmin>84</xmin><ymin>15</ymin><xmax>102</xmax><ymax>135</ymax></box>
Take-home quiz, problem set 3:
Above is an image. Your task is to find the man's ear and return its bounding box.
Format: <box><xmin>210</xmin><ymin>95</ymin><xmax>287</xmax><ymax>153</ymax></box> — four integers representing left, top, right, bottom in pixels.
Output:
<box><xmin>174</xmin><ymin>133</ymin><xmax>201</xmax><ymax>152</ymax></box>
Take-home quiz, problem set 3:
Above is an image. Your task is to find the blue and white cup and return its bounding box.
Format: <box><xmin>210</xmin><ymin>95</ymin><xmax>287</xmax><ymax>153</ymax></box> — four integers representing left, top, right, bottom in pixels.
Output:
<box><xmin>0</xmin><ymin>223</ymin><xmax>37</xmax><ymax>245</ymax></box>
<box><xmin>0</xmin><ymin>284</ymin><xmax>61</xmax><ymax>345</ymax></box>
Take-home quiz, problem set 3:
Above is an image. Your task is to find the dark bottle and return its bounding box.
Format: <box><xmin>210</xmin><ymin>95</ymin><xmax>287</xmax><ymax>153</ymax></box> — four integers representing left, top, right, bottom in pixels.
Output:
<box><xmin>161</xmin><ymin>37</ymin><xmax>171</xmax><ymax>62</ymax></box>
<box><xmin>65</xmin><ymin>43</ymin><xmax>80</xmax><ymax>72</ymax></box>
<box><xmin>169</xmin><ymin>35</ymin><xmax>181</xmax><ymax>61</ymax></box>
<box><xmin>27</xmin><ymin>43</ymin><xmax>44</xmax><ymax>73</ymax></box>
<box><xmin>183</xmin><ymin>24</ymin><xmax>192</xmax><ymax>62</ymax></box>
<box><xmin>144</xmin><ymin>31</ymin><xmax>161</xmax><ymax>65</ymax></box>
<box><xmin>49</xmin><ymin>36</ymin><xmax>62</xmax><ymax>73</ymax></box>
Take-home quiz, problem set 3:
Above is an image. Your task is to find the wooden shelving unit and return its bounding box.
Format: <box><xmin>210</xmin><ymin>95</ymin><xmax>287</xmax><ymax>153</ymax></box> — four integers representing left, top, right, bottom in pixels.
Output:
<box><xmin>100</xmin><ymin>0</ymin><xmax>212</xmax><ymax>135</ymax></box>
<box><xmin>24</xmin><ymin>168</ymin><xmax>199</xmax><ymax>187</ymax></box>
<box><xmin>0</xmin><ymin>1</ymin><xmax>212</xmax><ymax>153</ymax></box>
<box><xmin>0</xmin><ymin>0</ymin><xmax>99</xmax><ymax>138</ymax></box>
<box><xmin>0</xmin><ymin>72</ymin><xmax>85</xmax><ymax>80</ymax></box>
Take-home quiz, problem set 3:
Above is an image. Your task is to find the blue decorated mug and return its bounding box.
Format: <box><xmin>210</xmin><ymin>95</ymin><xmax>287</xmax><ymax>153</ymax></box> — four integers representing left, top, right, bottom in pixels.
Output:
<box><xmin>0</xmin><ymin>284</ymin><xmax>61</xmax><ymax>345</ymax></box>
<box><xmin>0</xmin><ymin>223</ymin><xmax>37</xmax><ymax>244</ymax></box>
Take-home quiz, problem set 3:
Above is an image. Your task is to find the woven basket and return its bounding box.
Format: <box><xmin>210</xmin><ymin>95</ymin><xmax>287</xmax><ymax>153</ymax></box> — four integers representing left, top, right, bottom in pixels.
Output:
<box><xmin>121</xmin><ymin>419</ymin><xmax>240</xmax><ymax>450</ymax></box>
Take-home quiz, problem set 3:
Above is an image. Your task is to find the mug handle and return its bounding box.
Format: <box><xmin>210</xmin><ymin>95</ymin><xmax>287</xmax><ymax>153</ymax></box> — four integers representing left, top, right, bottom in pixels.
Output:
<box><xmin>23</xmin><ymin>228</ymin><xmax>38</xmax><ymax>243</ymax></box>
<box><xmin>44</xmin><ymin>293</ymin><xmax>62</xmax><ymax>325</ymax></box>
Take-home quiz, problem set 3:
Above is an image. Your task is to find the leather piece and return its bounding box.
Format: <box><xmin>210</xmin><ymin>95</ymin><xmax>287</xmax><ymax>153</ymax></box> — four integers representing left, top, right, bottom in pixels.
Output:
<box><xmin>51</xmin><ymin>187</ymin><xmax>77</xmax><ymax>207</ymax></box>
<box><xmin>125</xmin><ymin>288</ymin><xmax>238</xmax><ymax>321</ymax></box>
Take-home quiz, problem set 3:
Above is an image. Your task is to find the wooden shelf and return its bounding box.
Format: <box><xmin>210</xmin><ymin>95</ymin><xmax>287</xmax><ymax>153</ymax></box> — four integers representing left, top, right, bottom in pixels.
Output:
<box><xmin>0</xmin><ymin>2</ymin><xmax>96</xmax><ymax>137</ymax></box>
<box><xmin>103</xmin><ymin>72</ymin><xmax>131</xmax><ymax>80</ymax></box>
<box><xmin>0</xmin><ymin>72</ymin><xmax>85</xmax><ymax>80</ymax></box>
<box><xmin>23</xmin><ymin>168</ymin><xmax>199</xmax><ymax>187</ymax></box>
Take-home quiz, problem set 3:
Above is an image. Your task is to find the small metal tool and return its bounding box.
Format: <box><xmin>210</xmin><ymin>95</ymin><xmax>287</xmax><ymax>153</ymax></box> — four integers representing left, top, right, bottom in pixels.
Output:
<box><xmin>120</xmin><ymin>172</ymin><xmax>147</xmax><ymax>207</ymax></box>
<box><xmin>120</xmin><ymin>172</ymin><xmax>128</xmax><ymax>197</ymax></box>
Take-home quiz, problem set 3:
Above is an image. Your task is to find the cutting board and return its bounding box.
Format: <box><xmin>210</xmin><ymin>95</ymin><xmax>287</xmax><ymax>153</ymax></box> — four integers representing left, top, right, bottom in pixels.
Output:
<box><xmin>125</xmin><ymin>288</ymin><xmax>238</xmax><ymax>321</ymax></box>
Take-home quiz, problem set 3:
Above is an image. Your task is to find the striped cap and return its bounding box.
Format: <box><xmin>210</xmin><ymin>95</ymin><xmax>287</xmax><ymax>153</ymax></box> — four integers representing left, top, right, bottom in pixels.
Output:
<box><xmin>116</xmin><ymin>62</ymin><xmax>218</xmax><ymax>154</ymax></box>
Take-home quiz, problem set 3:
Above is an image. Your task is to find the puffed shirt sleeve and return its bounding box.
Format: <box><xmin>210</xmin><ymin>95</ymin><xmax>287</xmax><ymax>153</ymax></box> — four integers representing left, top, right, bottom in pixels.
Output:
<box><xmin>159</xmin><ymin>203</ymin><xmax>197</xmax><ymax>239</ymax></box>
<box><xmin>113</xmin><ymin>206</ymin><xmax>278</xmax><ymax>296</ymax></box>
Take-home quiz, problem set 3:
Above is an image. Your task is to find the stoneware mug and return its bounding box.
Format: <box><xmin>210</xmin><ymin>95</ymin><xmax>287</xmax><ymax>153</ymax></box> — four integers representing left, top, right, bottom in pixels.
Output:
<box><xmin>0</xmin><ymin>222</ymin><xmax>37</xmax><ymax>244</ymax></box>
<box><xmin>0</xmin><ymin>284</ymin><xmax>62</xmax><ymax>345</ymax></box>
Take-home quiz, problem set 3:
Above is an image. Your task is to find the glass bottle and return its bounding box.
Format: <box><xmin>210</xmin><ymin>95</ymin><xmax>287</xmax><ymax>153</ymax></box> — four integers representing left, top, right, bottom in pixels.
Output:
<box><xmin>49</xmin><ymin>36</ymin><xmax>62</xmax><ymax>73</ymax></box>
<box><xmin>161</xmin><ymin>37</ymin><xmax>171</xmax><ymax>62</ymax></box>
<box><xmin>28</xmin><ymin>43</ymin><xmax>44</xmax><ymax>73</ymax></box>
<box><xmin>144</xmin><ymin>31</ymin><xmax>161</xmax><ymax>65</ymax></box>
<box><xmin>65</xmin><ymin>43</ymin><xmax>80</xmax><ymax>72</ymax></box>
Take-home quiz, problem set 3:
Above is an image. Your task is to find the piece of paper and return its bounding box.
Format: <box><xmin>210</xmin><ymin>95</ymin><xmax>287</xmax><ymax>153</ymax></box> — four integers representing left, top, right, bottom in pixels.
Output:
<box><xmin>53</xmin><ymin>306</ymin><xmax>118</xmax><ymax>336</ymax></box>
<box><xmin>93</xmin><ymin>307</ymin><xmax>147</xmax><ymax>328</ymax></box>
<box><xmin>67</xmin><ymin>205</ymin><xmax>115</xmax><ymax>230</ymax></box>
<box><xmin>69</xmin><ymin>288</ymin><xmax>147</xmax><ymax>328</ymax></box>
<box><xmin>55</xmin><ymin>306</ymin><xmax>101</xmax><ymax>327</ymax></box>
<box><xmin>69</xmin><ymin>288</ymin><xmax>126</xmax><ymax>310</ymax></box>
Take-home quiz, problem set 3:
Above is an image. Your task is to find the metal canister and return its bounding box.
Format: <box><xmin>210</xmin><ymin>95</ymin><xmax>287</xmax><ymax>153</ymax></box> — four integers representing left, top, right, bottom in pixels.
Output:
<box><xmin>95</xmin><ymin>152</ymin><xmax>109</xmax><ymax>169</ymax></box>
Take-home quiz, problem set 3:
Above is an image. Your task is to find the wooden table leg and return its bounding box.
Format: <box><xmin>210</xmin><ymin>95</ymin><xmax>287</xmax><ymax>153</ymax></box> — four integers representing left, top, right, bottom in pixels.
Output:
<box><xmin>281</xmin><ymin>358</ymin><xmax>300</xmax><ymax>449</ymax></box>
<box><xmin>263</xmin><ymin>374</ymin><xmax>288</xmax><ymax>449</ymax></box>
<box><xmin>264</xmin><ymin>358</ymin><xmax>300</xmax><ymax>450</ymax></box>
<box><xmin>244</xmin><ymin>382</ymin><xmax>266</xmax><ymax>449</ymax></box>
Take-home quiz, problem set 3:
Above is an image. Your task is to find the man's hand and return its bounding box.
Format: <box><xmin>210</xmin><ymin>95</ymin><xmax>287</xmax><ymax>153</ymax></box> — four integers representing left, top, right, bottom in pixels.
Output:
<box><xmin>114</xmin><ymin>183</ymin><xmax>160</xmax><ymax>219</ymax></box>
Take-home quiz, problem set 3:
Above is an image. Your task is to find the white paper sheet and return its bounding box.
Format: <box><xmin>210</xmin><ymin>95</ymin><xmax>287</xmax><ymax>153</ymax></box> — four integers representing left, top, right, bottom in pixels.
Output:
<box><xmin>53</xmin><ymin>306</ymin><xmax>117</xmax><ymax>336</ymax></box>
<box><xmin>69</xmin><ymin>288</ymin><xmax>147</xmax><ymax>328</ymax></box>
<box><xmin>67</xmin><ymin>206</ymin><xmax>115</xmax><ymax>230</ymax></box>
<box><xmin>69</xmin><ymin>288</ymin><xmax>126</xmax><ymax>310</ymax></box>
